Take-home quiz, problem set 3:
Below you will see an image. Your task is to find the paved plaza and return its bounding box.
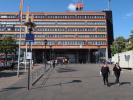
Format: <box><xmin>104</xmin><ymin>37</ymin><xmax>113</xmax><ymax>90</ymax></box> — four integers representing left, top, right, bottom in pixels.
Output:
<box><xmin>0</xmin><ymin>64</ymin><xmax>133</xmax><ymax>100</ymax></box>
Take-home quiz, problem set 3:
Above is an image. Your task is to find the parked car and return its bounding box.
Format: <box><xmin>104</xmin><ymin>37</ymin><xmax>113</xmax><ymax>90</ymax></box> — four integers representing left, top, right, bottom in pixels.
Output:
<box><xmin>19</xmin><ymin>60</ymin><xmax>33</xmax><ymax>66</ymax></box>
<box><xmin>106</xmin><ymin>60</ymin><xmax>114</xmax><ymax>64</ymax></box>
<box><xmin>0</xmin><ymin>60</ymin><xmax>4</xmax><ymax>67</ymax></box>
<box><xmin>0</xmin><ymin>60</ymin><xmax>13</xmax><ymax>68</ymax></box>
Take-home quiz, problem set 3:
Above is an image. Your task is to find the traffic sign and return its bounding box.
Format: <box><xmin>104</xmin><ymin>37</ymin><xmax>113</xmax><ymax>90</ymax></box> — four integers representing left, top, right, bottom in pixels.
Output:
<box><xmin>26</xmin><ymin>52</ymin><xmax>32</xmax><ymax>60</ymax></box>
<box><xmin>25</xmin><ymin>33</ymin><xmax>34</xmax><ymax>43</ymax></box>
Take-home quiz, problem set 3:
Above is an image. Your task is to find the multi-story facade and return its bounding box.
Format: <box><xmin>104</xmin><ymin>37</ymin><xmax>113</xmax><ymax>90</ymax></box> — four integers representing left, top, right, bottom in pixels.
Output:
<box><xmin>0</xmin><ymin>10</ymin><xmax>114</xmax><ymax>63</ymax></box>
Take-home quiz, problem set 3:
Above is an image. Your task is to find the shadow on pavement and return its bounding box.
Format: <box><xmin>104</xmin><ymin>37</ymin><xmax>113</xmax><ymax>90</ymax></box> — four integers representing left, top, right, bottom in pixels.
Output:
<box><xmin>33</xmin><ymin>79</ymin><xmax>82</xmax><ymax>90</ymax></box>
<box><xmin>0</xmin><ymin>71</ymin><xmax>24</xmax><ymax>78</ymax></box>
<box><xmin>108</xmin><ymin>82</ymin><xmax>117</xmax><ymax>87</ymax></box>
<box><xmin>0</xmin><ymin>86</ymin><xmax>26</xmax><ymax>92</ymax></box>
<box><xmin>109</xmin><ymin>82</ymin><xmax>131</xmax><ymax>87</ymax></box>
<box><xmin>56</xmin><ymin>67</ymin><xmax>77</xmax><ymax>73</ymax></box>
<box><xmin>44</xmin><ymin>79</ymin><xmax>82</xmax><ymax>87</ymax></box>
<box><xmin>120</xmin><ymin>82</ymin><xmax>131</xmax><ymax>86</ymax></box>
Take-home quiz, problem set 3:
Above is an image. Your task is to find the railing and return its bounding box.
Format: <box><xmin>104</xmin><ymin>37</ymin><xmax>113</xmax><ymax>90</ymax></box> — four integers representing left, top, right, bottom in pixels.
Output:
<box><xmin>31</xmin><ymin>64</ymin><xmax>52</xmax><ymax>86</ymax></box>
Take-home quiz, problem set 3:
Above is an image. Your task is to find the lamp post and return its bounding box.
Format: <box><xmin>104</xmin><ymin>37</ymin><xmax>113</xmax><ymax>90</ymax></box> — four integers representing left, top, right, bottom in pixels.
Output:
<box><xmin>49</xmin><ymin>45</ymin><xmax>52</xmax><ymax>60</ymax></box>
<box><xmin>97</xmin><ymin>45</ymin><xmax>100</xmax><ymax>66</ymax></box>
<box><xmin>24</xmin><ymin>17</ymin><xmax>36</xmax><ymax>90</ymax></box>
<box><xmin>49</xmin><ymin>45</ymin><xmax>53</xmax><ymax>67</ymax></box>
<box><xmin>43</xmin><ymin>44</ymin><xmax>45</xmax><ymax>67</ymax></box>
<box><xmin>44</xmin><ymin>39</ymin><xmax>47</xmax><ymax>70</ymax></box>
<box><xmin>52</xmin><ymin>45</ymin><xmax>55</xmax><ymax>60</ymax></box>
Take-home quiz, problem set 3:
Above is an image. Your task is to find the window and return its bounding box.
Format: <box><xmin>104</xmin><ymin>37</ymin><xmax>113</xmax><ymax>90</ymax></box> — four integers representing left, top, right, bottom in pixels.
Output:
<box><xmin>97</xmin><ymin>28</ymin><xmax>106</xmax><ymax>32</ymax></box>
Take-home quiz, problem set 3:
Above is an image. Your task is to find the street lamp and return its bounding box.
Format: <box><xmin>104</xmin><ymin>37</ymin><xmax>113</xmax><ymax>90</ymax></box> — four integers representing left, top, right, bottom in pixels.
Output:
<box><xmin>24</xmin><ymin>17</ymin><xmax>36</xmax><ymax>90</ymax></box>
<box><xmin>49</xmin><ymin>45</ymin><xmax>53</xmax><ymax>67</ymax></box>
<box><xmin>98</xmin><ymin>45</ymin><xmax>100</xmax><ymax>64</ymax></box>
<box><xmin>44</xmin><ymin>39</ymin><xmax>47</xmax><ymax>70</ymax></box>
<box><xmin>49</xmin><ymin>45</ymin><xmax>52</xmax><ymax>60</ymax></box>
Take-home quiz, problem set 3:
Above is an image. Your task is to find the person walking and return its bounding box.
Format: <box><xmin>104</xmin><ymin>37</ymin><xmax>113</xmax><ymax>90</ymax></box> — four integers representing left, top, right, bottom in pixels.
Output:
<box><xmin>101</xmin><ymin>62</ymin><xmax>110</xmax><ymax>86</ymax></box>
<box><xmin>11</xmin><ymin>62</ymin><xmax>15</xmax><ymax>70</ymax></box>
<box><xmin>53</xmin><ymin>60</ymin><xmax>56</xmax><ymax>68</ymax></box>
<box><xmin>113</xmin><ymin>63</ymin><xmax>121</xmax><ymax>85</ymax></box>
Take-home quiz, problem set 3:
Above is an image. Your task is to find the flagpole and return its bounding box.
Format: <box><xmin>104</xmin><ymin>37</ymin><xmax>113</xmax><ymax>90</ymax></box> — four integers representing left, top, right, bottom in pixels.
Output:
<box><xmin>17</xmin><ymin>0</ymin><xmax>24</xmax><ymax>77</ymax></box>
<box><xmin>30</xmin><ymin>43</ymin><xmax>32</xmax><ymax>70</ymax></box>
<box><xmin>17</xmin><ymin>19</ymin><xmax>22</xmax><ymax>77</ymax></box>
<box><xmin>25</xmin><ymin>43</ymin><xmax>27</xmax><ymax>72</ymax></box>
<box><xmin>25</xmin><ymin>6</ymin><xmax>30</xmax><ymax>71</ymax></box>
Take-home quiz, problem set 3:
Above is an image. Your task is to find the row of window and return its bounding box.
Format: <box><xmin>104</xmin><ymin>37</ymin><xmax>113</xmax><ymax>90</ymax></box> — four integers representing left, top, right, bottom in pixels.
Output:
<box><xmin>34</xmin><ymin>21</ymin><xmax>106</xmax><ymax>25</ymax></box>
<box><xmin>0</xmin><ymin>21</ymin><xmax>106</xmax><ymax>26</ymax></box>
<box><xmin>0</xmin><ymin>15</ymin><xmax>18</xmax><ymax>19</ymax></box>
<box><xmin>33</xmin><ymin>15</ymin><xmax>105</xmax><ymax>19</ymax></box>
<box><xmin>16</xmin><ymin>34</ymin><xmax>106</xmax><ymax>38</ymax></box>
<box><xmin>0</xmin><ymin>15</ymin><xmax>106</xmax><ymax>19</ymax></box>
<box><xmin>0</xmin><ymin>27</ymin><xmax>106</xmax><ymax>32</ymax></box>
<box><xmin>35</xmin><ymin>27</ymin><xmax>106</xmax><ymax>32</ymax></box>
<box><xmin>17</xmin><ymin>40</ymin><xmax>107</xmax><ymax>45</ymax></box>
<box><xmin>0</xmin><ymin>21</ymin><xmax>20</xmax><ymax>25</ymax></box>
<box><xmin>0</xmin><ymin>27</ymin><xmax>25</xmax><ymax>32</ymax></box>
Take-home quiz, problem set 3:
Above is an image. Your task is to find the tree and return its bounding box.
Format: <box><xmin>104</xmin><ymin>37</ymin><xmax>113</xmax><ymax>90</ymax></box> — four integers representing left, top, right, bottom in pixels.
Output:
<box><xmin>116</xmin><ymin>36</ymin><xmax>126</xmax><ymax>52</ymax></box>
<box><xmin>111</xmin><ymin>36</ymin><xmax>126</xmax><ymax>56</ymax></box>
<box><xmin>0</xmin><ymin>36</ymin><xmax>17</xmax><ymax>66</ymax></box>
<box><xmin>128</xmin><ymin>30</ymin><xmax>133</xmax><ymax>50</ymax></box>
<box><xmin>111</xmin><ymin>41</ymin><xmax>117</xmax><ymax>56</ymax></box>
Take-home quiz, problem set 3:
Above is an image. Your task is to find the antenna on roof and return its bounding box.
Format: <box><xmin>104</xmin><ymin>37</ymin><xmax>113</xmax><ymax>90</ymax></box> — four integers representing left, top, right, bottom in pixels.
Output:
<box><xmin>108</xmin><ymin>0</ymin><xmax>111</xmax><ymax>10</ymax></box>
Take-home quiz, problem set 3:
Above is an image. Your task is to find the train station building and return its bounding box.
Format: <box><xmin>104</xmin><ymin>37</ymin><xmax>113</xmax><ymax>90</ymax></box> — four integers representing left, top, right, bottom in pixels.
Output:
<box><xmin>0</xmin><ymin>5</ymin><xmax>114</xmax><ymax>63</ymax></box>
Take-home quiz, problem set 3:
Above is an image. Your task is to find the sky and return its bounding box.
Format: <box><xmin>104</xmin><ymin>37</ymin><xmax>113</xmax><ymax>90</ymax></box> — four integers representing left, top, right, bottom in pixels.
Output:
<box><xmin>0</xmin><ymin>0</ymin><xmax>133</xmax><ymax>39</ymax></box>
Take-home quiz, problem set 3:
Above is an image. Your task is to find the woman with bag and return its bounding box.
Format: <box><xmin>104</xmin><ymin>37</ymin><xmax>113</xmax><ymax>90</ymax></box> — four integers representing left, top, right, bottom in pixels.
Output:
<box><xmin>113</xmin><ymin>63</ymin><xmax>121</xmax><ymax>85</ymax></box>
<box><xmin>101</xmin><ymin>62</ymin><xmax>110</xmax><ymax>86</ymax></box>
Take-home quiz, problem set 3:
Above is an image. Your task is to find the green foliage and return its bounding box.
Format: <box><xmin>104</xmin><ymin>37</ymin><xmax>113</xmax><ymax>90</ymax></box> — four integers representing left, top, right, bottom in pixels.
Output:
<box><xmin>111</xmin><ymin>42</ymin><xmax>117</xmax><ymax>56</ymax></box>
<box><xmin>128</xmin><ymin>30</ymin><xmax>133</xmax><ymax>50</ymax></box>
<box><xmin>111</xmin><ymin>36</ymin><xmax>126</xmax><ymax>56</ymax></box>
<box><xmin>116</xmin><ymin>36</ymin><xmax>126</xmax><ymax>52</ymax></box>
<box><xmin>111</xmin><ymin>30</ymin><xmax>133</xmax><ymax>56</ymax></box>
<box><xmin>0</xmin><ymin>36</ymin><xmax>17</xmax><ymax>64</ymax></box>
<box><xmin>0</xmin><ymin>36</ymin><xmax>16</xmax><ymax>54</ymax></box>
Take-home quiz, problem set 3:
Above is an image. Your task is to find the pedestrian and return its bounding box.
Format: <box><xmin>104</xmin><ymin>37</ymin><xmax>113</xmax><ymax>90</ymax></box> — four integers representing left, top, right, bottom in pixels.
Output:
<box><xmin>101</xmin><ymin>62</ymin><xmax>110</xmax><ymax>86</ymax></box>
<box><xmin>53</xmin><ymin>60</ymin><xmax>56</xmax><ymax>68</ymax></box>
<box><xmin>113</xmin><ymin>63</ymin><xmax>121</xmax><ymax>85</ymax></box>
<box><xmin>11</xmin><ymin>62</ymin><xmax>15</xmax><ymax>70</ymax></box>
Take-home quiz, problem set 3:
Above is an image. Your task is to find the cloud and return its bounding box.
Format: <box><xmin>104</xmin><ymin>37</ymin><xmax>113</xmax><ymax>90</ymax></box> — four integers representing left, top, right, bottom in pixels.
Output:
<box><xmin>126</xmin><ymin>12</ymin><xmax>133</xmax><ymax>17</ymax></box>
<box><xmin>68</xmin><ymin>3</ymin><xmax>76</xmax><ymax>11</ymax></box>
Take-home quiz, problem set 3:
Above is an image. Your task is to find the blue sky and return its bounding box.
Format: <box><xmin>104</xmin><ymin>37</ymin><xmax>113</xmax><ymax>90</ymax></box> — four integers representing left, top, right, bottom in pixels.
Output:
<box><xmin>0</xmin><ymin>0</ymin><xmax>133</xmax><ymax>39</ymax></box>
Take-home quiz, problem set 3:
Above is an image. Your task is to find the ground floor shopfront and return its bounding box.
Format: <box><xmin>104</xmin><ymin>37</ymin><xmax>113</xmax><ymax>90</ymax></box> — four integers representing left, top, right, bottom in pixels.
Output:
<box><xmin>21</xmin><ymin>48</ymin><xmax>108</xmax><ymax>64</ymax></box>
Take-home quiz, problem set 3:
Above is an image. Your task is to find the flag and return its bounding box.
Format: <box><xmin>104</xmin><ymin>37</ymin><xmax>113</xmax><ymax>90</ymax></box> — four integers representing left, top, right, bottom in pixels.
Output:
<box><xmin>26</xmin><ymin>6</ymin><xmax>34</xmax><ymax>22</ymax></box>
<box><xmin>19</xmin><ymin>0</ymin><xmax>24</xmax><ymax>22</ymax></box>
<box><xmin>26</xmin><ymin>6</ymin><xmax>30</xmax><ymax>22</ymax></box>
<box><xmin>25</xmin><ymin>6</ymin><xmax>30</xmax><ymax>33</ymax></box>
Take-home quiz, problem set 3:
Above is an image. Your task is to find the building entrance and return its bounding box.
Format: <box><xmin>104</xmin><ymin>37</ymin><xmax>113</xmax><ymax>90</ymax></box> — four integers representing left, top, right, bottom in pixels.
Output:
<box><xmin>32</xmin><ymin>49</ymin><xmax>105</xmax><ymax>64</ymax></box>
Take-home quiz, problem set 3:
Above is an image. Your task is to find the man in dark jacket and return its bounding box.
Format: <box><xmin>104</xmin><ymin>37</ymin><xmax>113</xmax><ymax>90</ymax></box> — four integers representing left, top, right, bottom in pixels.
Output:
<box><xmin>53</xmin><ymin>60</ymin><xmax>56</xmax><ymax>68</ymax></box>
<box><xmin>113</xmin><ymin>63</ymin><xmax>121</xmax><ymax>84</ymax></box>
<box><xmin>101</xmin><ymin>62</ymin><xmax>110</xmax><ymax>86</ymax></box>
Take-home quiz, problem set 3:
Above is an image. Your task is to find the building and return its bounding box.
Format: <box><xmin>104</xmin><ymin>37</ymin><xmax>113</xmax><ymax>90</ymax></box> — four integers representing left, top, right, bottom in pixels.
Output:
<box><xmin>0</xmin><ymin>10</ymin><xmax>114</xmax><ymax>63</ymax></box>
